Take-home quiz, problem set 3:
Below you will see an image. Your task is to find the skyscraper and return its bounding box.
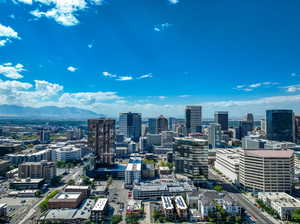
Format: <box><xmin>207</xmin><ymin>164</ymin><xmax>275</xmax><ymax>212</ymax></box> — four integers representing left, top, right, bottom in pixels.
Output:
<box><xmin>214</xmin><ymin>111</ymin><xmax>228</xmax><ymax>131</ymax></box>
<box><xmin>266</xmin><ymin>110</ymin><xmax>295</xmax><ymax>142</ymax></box>
<box><xmin>295</xmin><ymin>115</ymin><xmax>300</xmax><ymax>144</ymax></box>
<box><xmin>185</xmin><ymin>106</ymin><xmax>202</xmax><ymax>134</ymax></box>
<box><xmin>119</xmin><ymin>112</ymin><xmax>142</xmax><ymax>142</ymax></box>
<box><xmin>148</xmin><ymin>118</ymin><xmax>157</xmax><ymax>134</ymax></box>
<box><xmin>157</xmin><ymin>115</ymin><xmax>168</xmax><ymax>133</ymax></box>
<box><xmin>245</xmin><ymin>113</ymin><xmax>254</xmax><ymax>131</ymax></box>
<box><xmin>168</xmin><ymin>117</ymin><xmax>177</xmax><ymax>131</ymax></box>
<box><xmin>208</xmin><ymin>123</ymin><xmax>222</xmax><ymax>148</ymax></box>
<box><xmin>88</xmin><ymin>118</ymin><xmax>116</xmax><ymax>168</ymax></box>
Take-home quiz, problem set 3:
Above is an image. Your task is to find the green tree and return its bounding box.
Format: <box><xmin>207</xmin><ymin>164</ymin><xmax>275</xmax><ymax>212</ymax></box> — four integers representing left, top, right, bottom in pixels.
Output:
<box><xmin>111</xmin><ymin>215</ymin><xmax>122</xmax><ymax>224</ymax></box>
<box><xmin>67</xmin><ymin>179</ymin><xmax>75</xmax><ymax>185</ymax></box>
<box><xmin>126</xmin><ymin>214</ymin><xmax>140</xmax><ymax>224</ymax></box>
<box><xmin>213</xmin><ymin>185</ymin><xmax>223</xmax><ymax>192</ymax></box>
<box><xmin>292</xmin><ymin>208</ymin><xmax>300</xmax><ymax>222</ymax></box>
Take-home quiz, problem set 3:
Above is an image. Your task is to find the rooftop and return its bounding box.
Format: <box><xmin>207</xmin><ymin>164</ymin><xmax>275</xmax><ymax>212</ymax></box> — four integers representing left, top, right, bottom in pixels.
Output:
<box><xmin>259</xmin><ymin>192</ymin><xmax>300</xmax><ymax>208</ymax></box>
<box><xmin>161</xmin><ymin>196</ymin><xmax>174</xmax><ymax>210</ymax></box>
<box><xmin>65</xmin><ymin>185</ymin><xmax>89</xmax><ymax>190</ymax></box>
<box><xmin>175</xmin><ymin>196</ymin><xmax>188</xmax><ymax>210</ymax></box>
<box><xmin>92</xmin><ymin>198</ymin><xmax>108</xmax><ymax>211</ymax></box>
<box><xmin>56</xmin><ymin>192</ymin><xmax>81</xmax><ymax>200</ymax></box>
<box><xmin>244</xmin><ymin>149</ymin><xmax>294</xmax><ymax>158</ymax></box>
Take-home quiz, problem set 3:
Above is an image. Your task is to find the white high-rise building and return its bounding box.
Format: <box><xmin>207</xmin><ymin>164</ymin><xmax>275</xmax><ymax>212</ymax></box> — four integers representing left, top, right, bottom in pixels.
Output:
<box><xmin>208</xmin><ymin>123</ymin><xmax>222</xmax><ymax>148</ymax></box>
<box><xmin>185</xmin><ymin>105</ymin><xmax>202</xmax><ymax>134</ymax></box>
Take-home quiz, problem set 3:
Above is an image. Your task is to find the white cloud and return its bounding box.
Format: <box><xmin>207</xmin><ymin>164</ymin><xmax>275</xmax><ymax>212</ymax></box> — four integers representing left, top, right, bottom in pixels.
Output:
<box><xmin>102</xmin><ymin>71</ymin><xmax>117</xmax><ymax>78</ymax></box>
<box><xmin>11</xmin><ymin>0</ymin><xmax>104</xmax><ymax>26</ymax></box>
<box><xmin>159</xmin><ymin>96</ymin><xmax>167</xmax><ymax>100</ymax></box>
<box><xmin>67</xmin><ymin>66</ymin><xmax>77</xmax><ymax>72</ymax></box>
<box><xmin>103</xmin><ymin>72</ymin><xmax>151</xmax><ymax>81</ymax></box>
<box><xmin>283</xmin><ymin>84</ymin><xmax>300</xmax><ymax>93</ymax></box>
<box><xmin>117</xmin><ymin>76</ymin><xmax>133</xmax><ymax>81</ymax></box>
<box><xmin>0</xmin><ymin>24</ymin><xmax>20</xmax><ymax>47</ymax></box>
<box><xmin>154</xmin><ymin>23</ymin><xmax>172</xmax><ymax>32</ymax></box>
<box><xmin>137</xmin><ymin>73</ymin><xmax>153</xmax><ymax>79</ymax></box>
<box><xmin>88</xmin><ymin>43</ymin><xmax>93</xmax><ymax>48</ymax></box>
<box><xmin>0</xmin><ymin>63</ymin><xmax>25</xmax><ymax>79</ymax></box>
<box><xmin>168</xmin><ymin>0</ymin><xmax>179</xmax><ymax>4</ymax></box>
<box><xmin>235</xmin><ymin>81</ymin><xmax>278</xmax><ymax>91</ymax></box>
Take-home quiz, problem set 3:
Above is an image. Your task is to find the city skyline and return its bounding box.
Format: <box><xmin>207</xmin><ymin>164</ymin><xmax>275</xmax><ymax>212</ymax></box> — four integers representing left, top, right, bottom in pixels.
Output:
<box><xmin>2</xmin><ymin>0</ymin><xmax>300</xmax><ymax>117</ymax></box>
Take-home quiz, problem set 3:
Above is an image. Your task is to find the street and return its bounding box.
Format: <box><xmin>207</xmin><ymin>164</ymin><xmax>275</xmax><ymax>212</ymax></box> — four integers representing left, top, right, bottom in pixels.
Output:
<box><xmin>209</xmin><ymin>169</ymin><xmax>276</xmax><ymax>224</ymax></box>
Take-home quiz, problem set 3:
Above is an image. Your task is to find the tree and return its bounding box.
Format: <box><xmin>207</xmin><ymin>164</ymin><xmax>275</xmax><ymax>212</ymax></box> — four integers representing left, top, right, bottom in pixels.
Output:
<box><xmin>126</xmin><ymin>214</ymin><xmax>140</xmax><ymax>224</ymax></box>
<box><xmin>292</xmin><ymin>208</ymin><xmax>300</xmax><ymax>222</ymax></box>
<box><xmin>111</xmin><ymin>215</ymin><xmax>122</xmax><ymax>224</ymax></box>
<box><xmin>213</xmin><ymin>185</ymin><xmax>223</xmax><ymax>192</ymax></box>
<box><xmin>50</xmin><ymin>175</ymin><xmax>62</xmax><ymax>187</ymax></box>
<box><xmin>67</xmin><ymin>179</ymin><xmax>76</xmax><ymax>185</ymax></box>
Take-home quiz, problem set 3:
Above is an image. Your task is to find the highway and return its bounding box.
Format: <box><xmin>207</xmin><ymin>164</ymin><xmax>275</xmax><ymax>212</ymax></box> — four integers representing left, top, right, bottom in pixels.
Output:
<box><xmin>209</xmin><ymin>170</ymin><xmax>276</xmax><ymax>224</ymax></box>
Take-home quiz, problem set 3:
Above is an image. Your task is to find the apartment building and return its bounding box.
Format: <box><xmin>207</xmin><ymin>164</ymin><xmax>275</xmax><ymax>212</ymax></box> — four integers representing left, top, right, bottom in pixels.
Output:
<box><xmin>18</xmin><ymin>161</ymin><xmax>56</xmax><ymax>180</ymax></box>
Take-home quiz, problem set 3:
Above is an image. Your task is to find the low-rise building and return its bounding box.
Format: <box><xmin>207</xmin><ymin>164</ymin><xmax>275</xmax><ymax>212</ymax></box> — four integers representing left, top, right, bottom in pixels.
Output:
<box><xmin>159</xmin><ymin>166</ymin><xmax>172</xmax><ymax>175</ymax></box>
<box><xmin>198</xmin><ymin>190</ymin><xmax>241</xmax><ymax>220</ymax></box>
<box><xmin>125</xmin><ymin>162</ymin><xmax>142</xmax><ymax>187</ymax></box>
<box><xmin>39</xmin><ymin>199</ymin><xmax>94</xmax><ymax>224</ymax></box>
<box><xmin>162</xmin><ymin>196</ymin><xmax>174</xmax><ymax>218</ymax></box>
<box><xmin>126</xmin><ymin>199</ymin><xmax>142</xmax><ymax>215</ymax></box>
<box><xmin>91</xmin><ymin>198</ymin><xmax>108</xmax><ymax>223</ymax></box>
<box><xmin>258</xmin><ymin>192</ymin><xmax>300</xmax><ymax>220</ymax></box>
<box><xmin>65</xmin><ymin>185</ymin><xmax>90</xmax><ymax>199</ymax></box>
<box><xmin>10</xmin><ymin>178</ymin><xmax>44</xmax><ymax>190</ymax></box>
<box><xmin>48</xmin><ymin>192</ymin><xmax>85</xmax><ymax>209</ymax></box>
<box><xmin>174</xmin><ymin>196</ymin><xmax>188</xmax><ymax>219</ymax></box>
<box><xmin>8</xmin><ymin>190</ymin><xmax>38</xmax><ymax>197</ymax></box>
<box><xmin>133</xmin><ymin>179</ymin><xmax>196</xmax><ymax>200</ymax></box>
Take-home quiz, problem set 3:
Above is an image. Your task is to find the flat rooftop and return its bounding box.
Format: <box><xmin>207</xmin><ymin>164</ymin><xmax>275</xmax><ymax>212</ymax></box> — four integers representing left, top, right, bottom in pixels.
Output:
<box><xmin>175</xmin><ymin>196</ymin><xmax>187</xmax><ymax>210</ymax></box>
<box><xmin>65</xmin><ymin>185</ymin><xmax>89</xmax><ymax>190</ymax></box>
<box><xmin>92</xmin><ymin>198</ymin><xmax>108</xmax><ymax>211</ymax></box>
<box><xmin>56</xmin><ymin>192</ymin><xmax>81</xmax><ymax>200</ymax></box>
<box><xmin>259</xmin><ymin>192</ymin><xmax>300</xmax><ymax>208</ymax></box>
<box><xmin>245</xmin><ymin>149</ymin><xmax>294</xmax><ymax>158</ymax></box>
<box><xmin>161</xmin><ymin>196</ymin><xmax>174</xmax><ymax>210</ymax></box>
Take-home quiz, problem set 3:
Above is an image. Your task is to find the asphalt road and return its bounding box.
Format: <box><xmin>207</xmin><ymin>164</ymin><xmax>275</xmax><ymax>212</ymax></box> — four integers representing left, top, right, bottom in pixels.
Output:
<box><xmin>209</xmin><ymin>170</ymin><xmax>276</xmax><ymax>224</ymax></box>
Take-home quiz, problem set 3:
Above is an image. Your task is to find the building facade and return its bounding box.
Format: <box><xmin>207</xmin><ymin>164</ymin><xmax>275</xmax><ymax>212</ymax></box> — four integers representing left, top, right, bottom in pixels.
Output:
<box><xmin>239</xmin><ymin>149</ymin><xmax>294</xmax><ymax>193</ymax></box>
<box><xmin>214</xmin><ymin>111</ymin><xmax>228</xmax><ymax>131</ymax></box>
<box><xmin>208</xmin><ymin>123</ymin><xmax>222</xmax><ymax>148</ymax></box>
<box><xmin>157</xmin><ymin>115</ymin><xmax>168</xmax><ymax>133</ymax></box>
<box><xmin>88</xmin><ymin>118</ymin><xmax>116</xmax><ymax>168</ymax></box>
<box><xmin>185</xmin><ymin>106</ymin><xmax>202</xmax><ymax>134</ymax></box>
<box><xmin>266</xmin><ymin>110</ymin><xmax>295</xmax><ymax>142</ymax></box>
<box><xmin>18</xmin><ymin>161</ymin><xmax>56</xmax><ymax>180</ymax></box>
<box><xmin>119</xmin><ymin>112</ymin><xmax>142</xmax><ymax>142</ymax></box>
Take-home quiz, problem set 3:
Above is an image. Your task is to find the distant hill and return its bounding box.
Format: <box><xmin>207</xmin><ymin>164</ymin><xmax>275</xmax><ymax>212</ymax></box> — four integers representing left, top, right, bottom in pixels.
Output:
<box><xmin>0</xmin><ymin>105</ymin><xmax>104</xmax><ymax>120</ymax></box>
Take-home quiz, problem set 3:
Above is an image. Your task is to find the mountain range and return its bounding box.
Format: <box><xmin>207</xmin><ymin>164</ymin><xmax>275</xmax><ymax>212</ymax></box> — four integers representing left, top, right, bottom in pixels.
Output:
<box><xmin>0</xmin><ymin>105</ymin><xmax>104</xmax><ymax>120</ymax></box>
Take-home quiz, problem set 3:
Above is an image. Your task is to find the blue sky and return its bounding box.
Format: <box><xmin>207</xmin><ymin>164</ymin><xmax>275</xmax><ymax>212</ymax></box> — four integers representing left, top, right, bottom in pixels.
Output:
<box><xmin>1</xmin><ymin>0</ymin><xmax>300</xmax><ymax>118</ymax></box>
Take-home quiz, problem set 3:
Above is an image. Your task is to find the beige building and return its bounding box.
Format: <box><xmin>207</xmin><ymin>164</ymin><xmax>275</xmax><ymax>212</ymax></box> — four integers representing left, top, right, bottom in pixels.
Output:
<box><xmin>18</xmin><ymin>161</ymin><xmax>56</xmax><ymax>180</ymax></box>
<box><xmin>258</xmin><ymin>192</ymin><xmax>300</xmax><ymax>220</ymax></box>
<box><xmin>239</xmin><ymin>149</ymin><xmax>294</xmax><ymax>193</ymax></box>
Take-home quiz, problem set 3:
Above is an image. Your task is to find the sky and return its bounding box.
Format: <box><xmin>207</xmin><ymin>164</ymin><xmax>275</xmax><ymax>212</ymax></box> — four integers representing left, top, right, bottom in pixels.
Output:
<box><xmin>1</xmin><ymin>0</ymin><xmax>300</xmax><ymax>118</ymax></box>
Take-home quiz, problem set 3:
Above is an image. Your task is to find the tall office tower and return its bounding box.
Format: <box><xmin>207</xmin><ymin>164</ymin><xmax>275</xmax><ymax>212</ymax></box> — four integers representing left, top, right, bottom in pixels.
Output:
<box><xmin>148</xmin><ymin>118</ymin><xmax>157</xmax><ymax>134</ymax></box>
<box><xmin>208</xmin><ymin>123</ymin><xmax>222</xmax><ymax>148</ymax></box>
<box><xmin>88</xmin><ymin>118</ymin><xmax>116</xmax><ymax>168</ymax></box>
<box><xmin>245</xmin><ymin>113</ymin><xmax>254</xmax><ymax>131</ymax></box>
<box><xmin>266</xmin><ymin>110</ymin><xmax>295</xmax><ymax>142</ymax></box>
<box><xmin>214</xmin><ymin>111</ymin><xmax>228</xmax><ymax>131</ymax></box>
<box><xmin>185</xmin><ymin>105</ymin><xmax>202</xmax><ymax>134</ymax></box>
<box><xmin>236</xmin><ymin>120</ymin><xmax>252</xmax><ymax>140</ymax></box>
<box><xmin>157</xmin><ymin>115</ymin><xmax>168</xmax><ymax>133</ymax></box>
<box><xmin>168</xmin><ymin>117</ymin><xmax>177</xmax><ymax>131</ymax></box>
<box><xmin>260</xmin><ymin>119</ymin><xmax>266</xmax><ymax>133</ymax></box>
<box><xmin>174</xmin><ymin>137</ymin><xmax>208</xmax><ymax>181</ymax></box>
<box><xmin>40</xmin><ymin>130</ymin><xmax>50</xmax><ymax>144</ymax></box>
<box><xmin>295</xmin><ymin>116</ymin><xmax>300</xmax><ymax>144</ymax></box>
<box><xmin>239</xmin><ymin>149</ymin><xmax>294</xmax><ymax>193</ymax></box>
<box><xmin>119</xmin><ymin>112</ymin><xmax>142</xmax><ymax>142</ymax></box>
